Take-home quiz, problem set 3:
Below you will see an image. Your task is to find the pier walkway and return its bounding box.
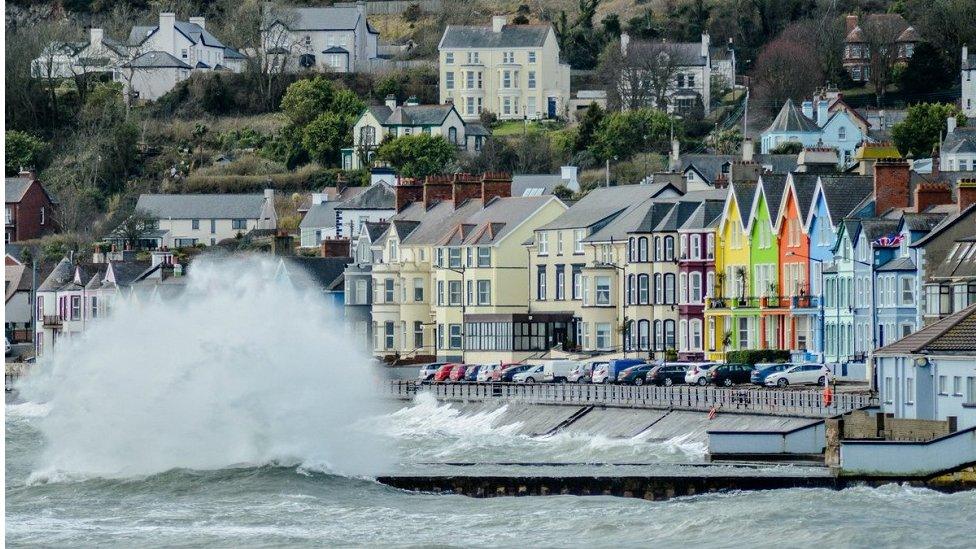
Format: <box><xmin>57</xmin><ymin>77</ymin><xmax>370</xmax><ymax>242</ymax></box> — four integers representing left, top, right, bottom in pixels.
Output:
<box><xmin>388</xmin><ymin>381</ymin><xmax>876</xmax><ymax>419</ymax></box>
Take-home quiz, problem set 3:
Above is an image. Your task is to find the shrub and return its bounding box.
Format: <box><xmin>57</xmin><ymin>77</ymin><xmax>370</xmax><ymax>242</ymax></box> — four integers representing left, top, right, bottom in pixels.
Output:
<box><xmin>725</xmin><ymin>350</ymin><xmax>792</xmax><ymax>365</ymax></box>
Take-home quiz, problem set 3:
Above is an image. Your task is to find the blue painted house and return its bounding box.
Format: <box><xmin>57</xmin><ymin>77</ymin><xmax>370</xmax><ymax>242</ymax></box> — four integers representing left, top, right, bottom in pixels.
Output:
<box><xmin>761</xmin><ymin>96</ymin><xmax>866</xmax><ymax>166</ymax></box>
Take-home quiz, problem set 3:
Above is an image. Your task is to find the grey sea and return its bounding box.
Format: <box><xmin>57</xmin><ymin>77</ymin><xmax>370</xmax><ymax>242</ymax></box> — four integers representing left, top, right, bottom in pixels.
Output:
<box><xmin>6</xmin><ymin>397</ymin><xmax>976</xmax><ymax>548</ymax></box>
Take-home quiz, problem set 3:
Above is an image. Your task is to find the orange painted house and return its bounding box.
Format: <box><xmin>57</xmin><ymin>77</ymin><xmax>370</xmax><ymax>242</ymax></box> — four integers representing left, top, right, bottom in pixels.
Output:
<box><xmin>776</xmin><ymin>173</ymin><xmax>820</xmax><ymax>354</ymax></box>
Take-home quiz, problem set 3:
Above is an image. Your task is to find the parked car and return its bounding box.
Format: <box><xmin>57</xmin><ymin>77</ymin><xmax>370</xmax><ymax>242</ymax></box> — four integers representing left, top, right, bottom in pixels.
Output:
<box><xmin>478</xmin><ymin>364</ymin><xmax>504</xmax><ymax>382</ymax></box>
<box><xmin>5</xmin><ymin>337</ymin><xmax>11</xmax><ymax>356</ymax></box>
<box><xmin>569</xmin><ymin>362</ymin><xmax>599</xmax><ymax>383</ymax></box>
<box><xmin>618</xmin><ymin>364</ymin><xmax>655</xmax><ymax>385</ymax></box>
<box><xmin>750</xmin><ymin>363</ymin><xmax>794</xmax><ymax>385</ymax></box>
<box><xmin>511</xmin><ymin>364</ymin><xmax>544</xmax><ymax>383</ymax></box>
<box><xmin>493</xmin><ymin>363</ymin><xmax>526</xmax><ymax>382</ymax></box>
<box><xmin>592</xmin><ymin>358</ymin><xmax>646</xmax><ymax>384</ymax></box>
<box><xmin>464</xmin><ymin>365</ymin><xmax>482</xmax><ymax>382</ymax></box>
<box><xmin>541</xmin><ymin>360</ymin><xmax>580</xmax><ymax>383</ymax></box>
<box><xmin>418</xmin><ymin>363</ymin><xmax>446</xmax><ymax>382</ymax></box>
<box><xmin>647</xmin><ymin>364</ymin><xmax>690</xmax><ymax>386</ymax></box>
<box><xmin>499</xmin><ymin>364</ymin><xmax>533</xmax><ymax>382</ymax></box>
<box><xmin>449</xmin><ymin>364</ymin><xmax>470</xmax><ymax>382</ymax></box>
<box><xmin>764</xmin><ymin>364</ymin><xmax>828</xmax><ymax>387</ymax></box>
<box><xmin>434</xmin><ymin>363</ymin><xmax>457</xmax><ymax>382</ymax></box>
<box><xmin>685</xmin><ymin>363</ymin><xmax>718</xmax><ymax>386</ymax></box>
<box><xmin>710</xmin><ymin>363</ymin><xmax>754</xmax><ymax>386</ymax></box>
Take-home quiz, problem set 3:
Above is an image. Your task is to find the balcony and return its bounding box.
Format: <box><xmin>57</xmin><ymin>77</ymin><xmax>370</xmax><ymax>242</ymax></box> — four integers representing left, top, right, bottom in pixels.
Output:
<box><xmin>42</xmin><ymin>315</ymin><xmax>62</xmax><ymax>328</ymax></box>
<box><xmin>790</xmin><ymin>295</ymin><xmax>821</xmax><ymax>309</ymax></box>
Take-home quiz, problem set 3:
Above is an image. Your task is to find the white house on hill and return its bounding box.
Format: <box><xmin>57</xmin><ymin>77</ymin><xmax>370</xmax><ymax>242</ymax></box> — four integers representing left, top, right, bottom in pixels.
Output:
<box><xmin>261</xmin><ymin>1</ymin><xmax>379</xmax><ymax>73</ymax></box>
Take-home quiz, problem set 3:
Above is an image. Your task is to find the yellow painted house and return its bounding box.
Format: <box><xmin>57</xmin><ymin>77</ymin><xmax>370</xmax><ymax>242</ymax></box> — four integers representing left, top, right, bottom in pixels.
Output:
<box><xmin>705</xmin><ymin>180</ymin><xmax>758</xmax><ymax>360</ymax></box>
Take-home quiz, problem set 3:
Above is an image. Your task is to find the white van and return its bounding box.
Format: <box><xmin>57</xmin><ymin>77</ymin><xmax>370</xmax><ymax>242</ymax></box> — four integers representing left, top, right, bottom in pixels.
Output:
<box><xmin>540</xmin><ymin>360</ymin><xmax>581</xmax><ymax>383</ymax></box>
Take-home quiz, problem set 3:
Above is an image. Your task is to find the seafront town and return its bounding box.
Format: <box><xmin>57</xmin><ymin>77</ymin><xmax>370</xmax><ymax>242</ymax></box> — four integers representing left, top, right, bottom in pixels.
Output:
<box><xmin>5</xmin><ymin>1</ymin><xmax>976</xmax><ymax>545</ymax></box>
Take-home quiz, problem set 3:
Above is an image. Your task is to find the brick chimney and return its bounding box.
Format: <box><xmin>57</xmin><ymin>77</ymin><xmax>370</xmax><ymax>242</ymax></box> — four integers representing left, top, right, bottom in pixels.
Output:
<box><xmin>959</xmin><ymin>179</ymin><xmax>976</xmax><ymax>211</ymax></box>
<box><xmin>730</xmin><ymin>161</ymin><xmax>760</xmax><ymax>184</ymax></box>
<box><xmin>424</xmin><ymin>175</ymin><xmax>454</xmax><ymax>207</ymax></box>
<box><xmin>394</xmin><ymin>177</ymin><xmax>423</xmax><ymax>212</ymax></box>
<box><xmin>452</xmin><ymin>173</ymin><xmax>482</xmax><ymax>208</ymax></box>
<box><xmin>914</xmin><ymin>183</ymin><xmax>952</xmax><ymax>213</ymax></box>
<box><xmin>873</xmin><ymin>158</ymin><xmax>911</xmax><ymax>214</ymax></box>
<box><xmin>320</xmin><ymin>237</ymin><xmax>351</xmax><ymax>258</ymax></box>
<box><xmin>481</xmin><ymin>172</ymin><xmax>512</xmax><ymax>203</ymax></box>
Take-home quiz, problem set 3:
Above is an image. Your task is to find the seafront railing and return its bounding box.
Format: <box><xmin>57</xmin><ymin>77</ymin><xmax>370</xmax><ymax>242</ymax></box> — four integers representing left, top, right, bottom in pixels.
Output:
<box><xmin>387</xmin><ymin>381</ymin><xmax>876</xmax><ymax>418</ymax></box>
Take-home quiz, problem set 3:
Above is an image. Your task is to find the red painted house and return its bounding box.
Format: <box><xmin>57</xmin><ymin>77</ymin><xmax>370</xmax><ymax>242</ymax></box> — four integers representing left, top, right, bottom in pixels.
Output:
<box><xmin>5</xmin><ymin>173</ymin><xmax>57</xmax><ymax>242</ymax></box>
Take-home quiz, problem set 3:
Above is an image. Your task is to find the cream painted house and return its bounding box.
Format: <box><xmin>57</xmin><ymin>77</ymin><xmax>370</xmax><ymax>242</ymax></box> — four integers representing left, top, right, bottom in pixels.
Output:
<box><xmin>438</xmin><ymin>16</ymin><xmax>571</xmax><ymax>121</ymax></box>
<box><xmin>342</xmin><ymin>97</ymin><xmax>489</xmax><ymax>170</ymax></box>
<box><xmin>261</xmin><ymin>1</ymin><xmax>379</xmax><ymax>73</ymax></box>
<box><xmin>369</xmin><ymin>173</ymin><xmax>567</xmax><ymax>363</ymax></box>
<box><xmin>116</xmin><ymin>191</ymin><xmax>277</xmax><ymax>249</ymax></box>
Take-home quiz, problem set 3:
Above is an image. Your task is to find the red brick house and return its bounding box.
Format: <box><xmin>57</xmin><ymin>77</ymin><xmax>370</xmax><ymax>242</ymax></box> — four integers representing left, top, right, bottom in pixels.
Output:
<box><xmin>5</xmin><ymin>173</ymin><xmax>57</xmax><ymax>242</ymax></box>
<box><xmin>843</xmin><ymin>14</ymin><xmax>919</xmax><ymax>83</ymax></box>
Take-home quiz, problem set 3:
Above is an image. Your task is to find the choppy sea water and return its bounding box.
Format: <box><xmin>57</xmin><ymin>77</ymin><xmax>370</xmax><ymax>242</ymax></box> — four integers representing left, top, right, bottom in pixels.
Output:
<box><xmin>7</xmin><ymin>399</ymin><xmax>976</xmax><ymax>548</ymax></box>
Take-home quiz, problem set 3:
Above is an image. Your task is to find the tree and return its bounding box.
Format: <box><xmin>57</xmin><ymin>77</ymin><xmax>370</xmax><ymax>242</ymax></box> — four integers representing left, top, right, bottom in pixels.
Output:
<box><xmin>600</xmin><ymin>41</ymin><xmax>684</xmax><ymax>111</ymax></box>
<box><xmin>590</xmin><ymin>108</ymin><xmax>677</xmax><ymax>162</ymax></box>
<box><xmin>708</xmin><ymin>128</ymin><xmax>743</xmax><ymax>155</ymax></box>
<box><xmin>751</xmin><ymin>35</ymin><xmax>822</xmax><ymax>110</ymax></box>
<box><xmin>862</xmin><ymin>15</ymin><xmax>909</xmax><ymax>104</ymax></box>
<box><xmin>770</xmin><ymin>141</ymin><xmax>803</xmax><ymax>155</ymax></box>
<box><xmin>5</xmin><ymin>131</ymin><xmax>50</xmax><ymax>176</ymax></box>
<box><xmin>574</xmin><ymin>103</ymin><xmax>605</xmax><ymax>153</ymax></box>
<box><xmin>302</xmin><ymin>113</ymin><xmax>353</xmax><ymax>167</ymax></box>
<box><xmin>51</xmin><ymin>185</ymin><xmax>99</xmax><ymax>234</ymax></box>
<box><xmin>116</xmin><ymin>209</ymin><xmax>158</xmax><ymax>250</ymax></box>
<box><xmin>281</xmin><ymin>77</ymin><xmax>338</xmax><ymax>127</ymax></box>
<box><xmin>891</xmin><ymin>103</ymin><xmax>966</xmax><ymax>157</ymax></box>
<box><xmin>906</xmin><ymin>0</ymin><xmax>976</xmax><ymax>73</ymax></box>
<box><xmin>899</xmin><ymin>42</ymin><xmax>954</xmax><ymax>98</ymax></box>
<box><xmin>376</xmin><ymin>134</ymin><xmax>457</xmax><ymax>178</ymax></box>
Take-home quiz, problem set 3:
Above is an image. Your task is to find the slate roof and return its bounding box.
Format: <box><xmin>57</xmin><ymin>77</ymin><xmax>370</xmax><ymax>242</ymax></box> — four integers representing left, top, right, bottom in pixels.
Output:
<box><xmin>766</xmin><ymin>99</ymin><xmax>821</xmax><ymax>134</ymax></box>
<box><xmin>5</xmin><ymin>178</ymin><xmax>33</xmax><ymax>202</ymax></box>
<box><xmin>943</xmin><ymin>127</ymin><xmax>976</xmax><ymax>155</ymax></box>
<box><xmin>395</xmin><ymin>199</ymin><xmax>485</xmax><ymax>246</ymax></box>
<box><xmin>584</xmin><ymin>199</ymin><xmax>657</xmax><ymax>242</ymax></box>
<box><xmin>110</xmin><ymin>260</ymin><xmax>153</xmax><ymax>286</ymax></box>
<box><xmin>911</xmin><ymin>204</ymin><xmax>976</xmax><ymax>248</ymax></box>
<box><xmin>875</xmin><ymin>303</ymin><xmax>976</xmax><ymax>356</ymax></box>
<box><xmin>930</xmin><ymin>236</ymin><xmax>976</xmax><ymax>279</ymax></box>
<box><xmin>512</xmin><ymin>175</ymin><xmax>569</xmax><ymax>197</ymax></box>
<box><xmin>335</xmin><ymin>183</ymin><xmax>395</xmax><ymax>210</ymax></box>
<box><xmin>819</xmin><ymin>175</ymin><xmax>874</xmax><ymax>222</ymax></box>
<box><xmin>539</xmin><ymin>184</ymin><xmax>668</xmax><ymax>231</ymax></box>
<box><xmin>282</xmin><ymin>257</ymin><xmax>354</xmax><ymax>291</ymax></box>
<box><xmin>877</xmin><ymin>256</ymin><xmax>916</xmax><ymax>272</ymax></box>
<box><xmin>135</xmin><ymin>193</ymin><xmax>266</xmax><ymax>219</ymax></box>
<box><xmin>300</xmin><ymin>201</ymin><xmax>339</xmax><ymax>230</ymax></box>
<box><xmin>122</xmin><ymin>51</ymin><xmax>192</xmax><ymax>69</ymax></box>
<box><xmin>390</xmin><ymin>220</ymin><xmax>421</xmax><ymax>240</ymax></box>
<box><xmin>790</xmin><ymin>173</ymin><xmax>819</xmax><ymax>221</ymax></box>
<box><xmin>362</xmin><ymin>221</ymin><xmax>390</xmax><ymax>242</ymax></box>
<box><xmin>223</xmin><ymin>47</ymin><xmax>247</xmax><ymax>60</ymax></box>
<box><xmin>388</xmin><ymin>104</ymin><xmax>456</xmax><ymax>126</ymax></box>
<box><xmin>680</xmin><ymin>154</ymin><xmax>798</xmax><ymax>184</ymax></box>
<box><xmin>129</xmin><ymin>20</ymin><xmax>229</xmax><ymax>48</ymax></box>
<box><xmin>264</xmin><ymin>6</ymin><xmax>377</xmax><ymax>33</ymax></box>
<box><xmin>466</xmin><ymin>123</ymin><xmax>490</xmax><ymax>136</ymax></box>
<box><xmin>680</xmin><ymin>200</ymin><xmax>726</xmax><ymax>230</ymax></box>
<box><xmin>626</xmin><ymin>40</ymin><xmax>707</xmax><ymax>66</ymax></box>
<box><xmin>731</xmin><ymin>181</ymin><xmax>758</xmax><ymax>219</ymax></box>
<box><xmin>440</xmin><ymin>25</ymin><xmax>551</xmax><ymax>49</ymax></box>
<box><xmin>37</xmin><ymin>258</ymin><xmax>74</xmax><ymax>292</ymax></box>
<box><xmin>901</xmin><ymin>212</ymin><xmax>948</xmax><ymax>233</ymax></box>
<box><xmin>451</xmin><ymin>196</ymin><xmax>556</xmax><ymax>245</ymax></box>
<box><xmin>759</xmin><ymin>173</ymin><xmax>788</xmax><ymax>220</ymax></box>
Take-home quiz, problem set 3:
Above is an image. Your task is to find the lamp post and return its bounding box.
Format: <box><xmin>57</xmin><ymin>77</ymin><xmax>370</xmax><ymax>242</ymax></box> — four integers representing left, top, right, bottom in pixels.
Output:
<box><xmin>787</xmin><ymin>251</ymin><xmax>826</xmax><ymax>364</ymax></box>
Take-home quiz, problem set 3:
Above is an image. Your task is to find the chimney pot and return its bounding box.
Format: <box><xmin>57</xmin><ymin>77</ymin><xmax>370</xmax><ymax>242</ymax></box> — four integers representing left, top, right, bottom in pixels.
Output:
<box><xmin>873</xmin><ymin>158</ymin><xmax>911</xmax><ymax>214</ymax></box>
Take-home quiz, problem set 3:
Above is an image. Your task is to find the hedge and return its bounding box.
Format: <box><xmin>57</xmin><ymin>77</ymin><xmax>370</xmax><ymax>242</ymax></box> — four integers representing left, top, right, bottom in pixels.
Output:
<box><xmin>725</xmin><ymin>350</ymin><xmax>791</xmax><ymax>365</ymax></box>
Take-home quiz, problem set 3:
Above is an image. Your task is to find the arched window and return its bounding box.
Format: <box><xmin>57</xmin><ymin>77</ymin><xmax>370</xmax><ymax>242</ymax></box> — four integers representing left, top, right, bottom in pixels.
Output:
<box><xmin>638</xmin><ymin>274</ymin><xmax>649</xmax><ymax>304</ymax></box>
<box><xmin>665</xmin><ymin>273</ymin><xmax>676</xmax><ymax>304</ymax></box>
<box><xmin>680</xmin><ymin>234</ymin><xmax>688</xmax><ymax>259</ymax></box>
<box><xmin>706</xmin><ymin>271</ymin><xmax>715</xmax><ymax>298</ymax></box>
<box><xmin>448</xmin><ymin>126</ymin><xmax>458</xmax><ymax>144</ymax></box>
<box><xmin>679</xmin><ymin>272</ymin><xmax>688</xmax><ymax>304</ymax></box>
<box><xmin>626</xmin><ymin>320</ymin><xmax>636</xmax><ymax>351</ymax></box>
<box><xmin>690</xmin><ymin>319</ymin><xmax>703</xmax><ymax>351</ymax></box>
<box><xmin>638</xmin><ymin>237</ymin><xmax>648</xmax><ymax>262</ymax></box>
<box><xmin>629</xmin><ymin>237</ymin><xmax>636</xmax><ymax>262</ymax></box>
<box><xmin>654</xmin><ymin>237</ymin><xmax>663</xmax><ymax>261</ymax></box>
<box><xmin>664</xmin><ymin>319</ymin><xmax>676</xmax><ymax>350</ymax></box>
<box><xmin>679</xmin><ymin>319</ymin><xmax>688</xmax><ymax>352</ymax></box>
<box><xmin>654</xmin><ymin>320</ymin><xmax>663</xmax><ymax>350</ymax></box>
<box><xmin>638</xmin><ymin>319</ymin><xmax>650</xmax><ymax>351</ymax></box>
<box><xmin>691</xmin><ymin>234</ymin><xmax>701</xmax><ymax>259</ymax></box>
<box><xmin>627</xmin><ymin>274</ymin><xmax>636</xmax><ymax>305</ymax></box>
<box><xmin>654</xmin><ymin>274</ymin><xmax>663</xmax><ymax>304</ymax></box>
<box><xmin>664</xmin><ymin>236</ymin><xmax>675</xmax><ymax>261</ymax></box>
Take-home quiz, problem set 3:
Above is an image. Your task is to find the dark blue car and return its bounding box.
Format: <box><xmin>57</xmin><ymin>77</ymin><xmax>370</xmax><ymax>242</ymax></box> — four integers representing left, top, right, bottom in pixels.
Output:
<box><xmin>751</xmin><ymin>363</ymin><xmax>794</xmax><ymax>385</ymax></box>
<box><xmin>464</xmin><ymin>365</ymin><xmax>481</xmax><ymax>382</ymax></box>
<box><xmin>499</xmin><ymin>364</ymin><xmax>533</xmax><ymax>382</ymax></box>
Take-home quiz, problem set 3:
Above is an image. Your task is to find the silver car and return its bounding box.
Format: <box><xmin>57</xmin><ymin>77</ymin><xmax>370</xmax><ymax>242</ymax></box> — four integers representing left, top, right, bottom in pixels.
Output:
<box><xmin>512</xmin><ymin>364</ymin><xmax>545</xmax><ymax>383</ymax></box>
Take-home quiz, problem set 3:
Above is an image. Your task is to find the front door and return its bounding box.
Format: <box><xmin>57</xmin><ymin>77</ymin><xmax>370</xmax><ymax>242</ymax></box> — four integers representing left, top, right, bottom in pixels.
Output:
<box><xmin>547</xmin><ymin>97</ymin><xmax>556</xmax><ymax>118</ymax></box>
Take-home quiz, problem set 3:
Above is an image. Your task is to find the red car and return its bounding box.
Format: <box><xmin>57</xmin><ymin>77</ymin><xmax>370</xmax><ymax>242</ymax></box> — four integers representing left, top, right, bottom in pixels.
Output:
<box><xmin>434</xmin><ymin>363</ymin><xmax>457</xmax><ymax>382</ymax></box>
<box><xmin>449</xmin><ymin>364</ymin><xmax>469</xmax><ymax>382</ymax></box>
<box><xmin>491</xmin><ymin>363</ymin><xmax>524</xmax><ymax>382</ymax></box>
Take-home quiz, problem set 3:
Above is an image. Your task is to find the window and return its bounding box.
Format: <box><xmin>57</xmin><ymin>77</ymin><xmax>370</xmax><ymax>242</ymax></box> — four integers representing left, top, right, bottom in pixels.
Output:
<box><xmin>477</xmin><ymin>280</ymin><xmax>491</xmax><ymax>305</ymax></box>
<box><xmin>555</xmin><ymin>265</ymin><xmax>565</xmax><ymax>300</ymax></box>
<box><xmin>448</xmin><ymin>127</ymin><xmax>458</xmax><ymax>144</ymax></box>
<box><xmin>437</xmin><ymin>280</ymin><xmax>445</xmax><ymax>305</ymax></box>
<box><xmin>595</xmin><ymin>323</ymin><xmax>611</xmax><ymax>350</ymax></box>
<box><xmin>467</xmin><ymin>280</ymin><xmax>474</xmax><ymax>305</ymax></box>
<box><xmin>466</xmin><ymin>96</ymin><xmax>475</xmax><ymax>115</ymax></box>
<box><xmin>954</xmin><ymin>376</ymin><xmax>963</xmax><ymax>396</ymax></box>
<box><xmin>664</xmin><ymin>320</ymin><xmax>676</xmax><ymax>350</ymax></box>
<box><xmin>528</xmin><ymin>71</ymin><xmax>536</xmax><ymax>89</ymax></box>
<box><xmin>939</xmin><ymin>375</ymin><xmax>948</xmax><ymax>395</ymax></box>
<box><xmin>413</xmin><ymin>278</ymin><xmax>424</xmax><ymax>302</ymax></box>
<box><xmin>503</xmin><ymin>51</ymin><xmax>514</xmax><ymax>63</ymax></box>
<box><xmin>448</xmin><ymin>247</ymin><xmax>462</xmax><ymax>268</ymax></box>
<box><xmin>690</xmin><ymin>272</ymin><xmax>702</xmax><ymax>303</ymax></box>
<box><xmin>446</xmin><ymin>71</ymin><xmax>454</xmax><ymax>89</ymax></box>
<box><xmin>232</xmin><ymin>219</ymin><xmax>247</xmax><ymax>230</ymax></box>
<box><xmin>838</xmin><ymin>127</ymin><xmax>847</xmax><ymax>141</ymax></box>
<box><xmin>537</xmin><ymin>266</ymin><xmax>547</xmax><ymax>300</ymax></box>
<box><xmin>384</xmin><ymin>279</ymin><xmax>394</xmax><ymax>303</ymax></box>
<box><xmin>90</xmin><ymin>296</ymin><xmax>98</xmax><ymax>319</ymax></box>
<box><xmin>679</xmin><ymin>272</ymin><xmax>688</xmax><ymax>304</ymax></box>
<box><xmin>664</xmin><ymin>273</ymin><xmax>675</xmax><ymax>304</ymax></box>
<box><xmin>967</xmin><ymin>377</ymin><xmax>976</xmax><ymax>405</ymax></box>
<box><xmin>528</xmin><ymin>51</ymin><xmax>536</xmax><ymax>63</ymax></box>
<box><xmin>654</xmin><ymin>274</ymin><xmax>663</xmax><ymax>303</ymax></box>
<box><xmin>445</xmin><ymin>52</ymin><xmax>454</xmax><ymax>63</ymax></box>
<box><xmin>690</xmin><ymin>235</ymin><xmax>701</xmax><ymax>259</ymax></box>
<box><xmin>467</xmin><ymin>52</ymin><xmax>479</xmax><ymax>64</ymax></box>
<box><xmin>572</xmin><ymin>265</ymin><xmax>582</xmax><ymax>300</ymax></box>
<box><xmin>638</xmin><ymin>237</ymin><xmax>648</xmax><ymax>262</ymax></box>
<box><xmin>706</xmin><ymin>233</ymin><xmax>715</xmax><ymax>258</ymax></box>
<box><xmin>448</xmin><ymin>280</ymin><xmax>462</xmax><ymax>305</ymax></box>
<box><xmin>192</xmin><ymin>219</ymin><xmax>200</xmax><ymax>230</ymax></box>
<box><xmin>414</xmin><ymin>321</ymin><xmax>424</xmax><ymax>349</ymax></box>
<box><xmin>906</xmin><ymin>378</ymin><xmax>915</xmax><ymax>404</ymax></box>
<box><xmin>449</xmin><ymin>324</ymin><xmax>462</xmax><ymax>349</ymax></box>
<box><xmin>385</xmin><ymin>321</ymin><xmax>395</xmax><ymax>350</ymax></box>
<box><xmin>537</xmin><ymin>232</ymin><xmax>549</xmax><ymax>255</ymax></box>
<box><xmin>503</xmin><ymin>70</ymin><xmax>511</xmax><ymax>88</ymax></box>
<box><xmin>557</xmin><ymin>232</ymin><xmax>564</xmax><ymax>254</ymax></box>
<box><xmin>595</xmin><ymin>276</ymin><xmax>611</xmax><ymax>305</ymax></box>
<box><xmin>690</xmin><ymin>319</ymin><xmax>702</xmax><ymax>351</ymax></box>
<box><xmin>477</xmin><ymin>246</ymin><xmax>491</xmax><ymax>267</ymax></box>
<box><xmin>466</xmin><ymin>70</ymin><xmax>474</xmax><ymax>88</ymax></box>
<box><xmin>638</xmin><ymin>274</ymin><xmax>649</xmax><ymax>304</ymax></box>
<box><xmin>573</xmin><ymin>229</ymin><xmax>584</xmax><ymax>253</ymax></box>
<box><xmin>355</xmin><ymin>280</ymin><xmax>367</xmax><ymax>304</ymax></box>
<box><xmin>664</xmin><ymin>236</ymin><xmax>675</xmax><ymax>261</ymax></box>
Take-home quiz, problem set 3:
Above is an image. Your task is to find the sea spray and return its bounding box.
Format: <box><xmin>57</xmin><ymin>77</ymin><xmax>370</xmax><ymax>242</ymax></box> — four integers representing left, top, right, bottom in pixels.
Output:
<box><xmin>21</xmin><ymin>254</ymin><xmax>390</xmax><ymax>481</ymax></box>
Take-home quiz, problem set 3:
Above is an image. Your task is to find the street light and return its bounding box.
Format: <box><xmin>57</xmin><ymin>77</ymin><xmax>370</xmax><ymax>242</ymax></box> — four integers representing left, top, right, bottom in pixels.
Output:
<box><xmin>787</xmin><ymin>251</ymin><xmax>825</xmax><ymax>364</ymax></box>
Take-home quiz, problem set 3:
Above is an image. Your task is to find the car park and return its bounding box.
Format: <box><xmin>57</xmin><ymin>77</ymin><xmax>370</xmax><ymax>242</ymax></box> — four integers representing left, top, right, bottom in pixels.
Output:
<box><xmin>449</xmin><ymin>364</ymin><xmax>470</xmax><ymax>382</ymax></box>
<box><xmin>684</xmin><ymin>363</ymin><xmax>718</xmax><ymax>385</ymax></box>
<box><xmin>541</xmin><ymin>360</ymin><xmax>580</xmax><ymax>383</ymax></box>
<box><xmin>498</xmin><ymin>363</ymin><xmax>533</xmax><ymax>382</ymax></box>
<box><xmin>618</xmin><ymin>364</ymin><xmax>654</xmax><ymax>385</ymax></box>
<box><xmin>493</xmin><ymin>363</ymin><xmax>526</xmax><ymax>382</ymax></box>
<box><xmin>594</xmin><ymin>358</ymin><xmax>646</xmax><ymax>384</ymax></box>
<box><xmin>477</xmin><ymin>364</ymin><xmax>503</xmax><ymax>382</ymax></box>
<box><xmin>647</xmin><ymin>364</ymin><xmax>689</xmax><ymax>386</ymax></box>
<box><xmin>750</xmin><ymin>363</ymin><xmax>794</xmax><ymax>385</ymax></box>
<box><xmin>709</xmin><ymin>363</ymin><xmax>754</xmax><ymax>386</ymax></box>
<box><xmin>569</xmin><ymin>361</ymin><xmax>599</xmax><ymax>383</ymax></box>
<box><xmin>513</xmin><ymin>364</ymin><xmax>545</xmax><ymax>383</ymax></box>
<box><xmin>417</xmin><ymin>363</ymin><xmax>445</xmax><ymax>382</ymax></box>
<box><xmin>433</xmin><ymin>363</ymin><xmax>457</xmax><ymax>382</ymax></box>
<box><xmin>464</xmin><ymin>365</ymin><xmax>482</xmax><ymax>382</ymax></box>
<box><xmin>764</xmin><ymin>364</ymin><xmax>828</xmax><ymax>387</ymax></box>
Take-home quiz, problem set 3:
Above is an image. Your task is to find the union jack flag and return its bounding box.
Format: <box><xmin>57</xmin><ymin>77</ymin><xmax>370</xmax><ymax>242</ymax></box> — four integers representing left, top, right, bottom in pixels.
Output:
<box><xmin>873</xmin><ymin>233</ymin><xmax>903</xmax><ymax>248</ymax></box>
